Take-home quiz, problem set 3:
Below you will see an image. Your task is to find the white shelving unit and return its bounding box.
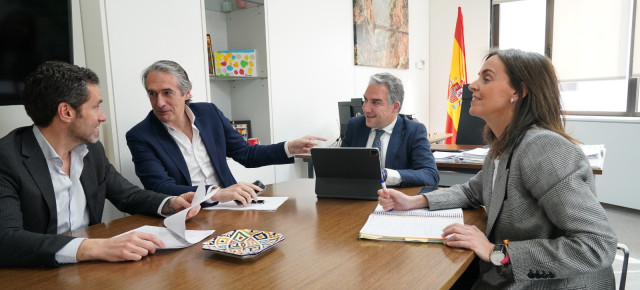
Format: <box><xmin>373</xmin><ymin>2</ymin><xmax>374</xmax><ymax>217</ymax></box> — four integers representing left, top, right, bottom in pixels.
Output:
<box><xmin>204</xmin><ymin>0</ymin><xmax>275</xmax><ymax>184</ymax></box>
<box><xmin>205</xmin><ymin>2</ymin><xmax>271</xmax><ymax>145</ymax></box>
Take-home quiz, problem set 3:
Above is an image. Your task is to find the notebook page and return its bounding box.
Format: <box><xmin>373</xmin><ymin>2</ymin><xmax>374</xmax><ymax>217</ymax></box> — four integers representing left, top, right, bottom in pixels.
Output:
<box><xmin>360</xmin><ymin>215</ymin><xmax>463</xmax><ymax>240</ymax></box>
<box><xmin>371</xmin><ymin>204</ymin><xmax>463</xmax><ymax>218</ymax></box>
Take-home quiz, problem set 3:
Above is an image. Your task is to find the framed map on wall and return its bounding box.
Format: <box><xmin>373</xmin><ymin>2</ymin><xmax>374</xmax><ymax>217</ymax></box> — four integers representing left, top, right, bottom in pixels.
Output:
<box><xmin>353</xmin><ymin>0</ymin><xmax>409</xmax><ymax>69</ymax></box>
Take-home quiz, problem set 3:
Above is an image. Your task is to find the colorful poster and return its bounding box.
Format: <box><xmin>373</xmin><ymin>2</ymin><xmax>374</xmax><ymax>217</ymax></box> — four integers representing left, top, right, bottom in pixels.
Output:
<box><xmin>214</xmin><ymin>49</ymin><xmax>257</xmax><ymax>77</ymax></box>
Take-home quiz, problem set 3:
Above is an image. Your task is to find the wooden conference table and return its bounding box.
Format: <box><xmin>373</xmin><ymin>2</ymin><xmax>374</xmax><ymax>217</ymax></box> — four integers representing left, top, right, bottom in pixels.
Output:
<box><xmin>0</xmin><ymin>179</ymin><xmax>487</xmax><ymax>289</ymax></box>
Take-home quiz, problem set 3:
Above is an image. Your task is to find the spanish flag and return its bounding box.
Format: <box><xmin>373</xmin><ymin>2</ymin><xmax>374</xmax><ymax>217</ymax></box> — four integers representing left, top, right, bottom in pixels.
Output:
<box><xmin>445</xmin><ymin>7</ymin><xmax>467</xmax><ymax>144</ymax></box>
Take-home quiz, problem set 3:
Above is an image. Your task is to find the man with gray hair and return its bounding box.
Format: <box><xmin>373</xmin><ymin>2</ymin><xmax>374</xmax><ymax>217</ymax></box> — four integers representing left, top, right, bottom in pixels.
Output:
<box><xmin>126</xmin><ymin>60</ymin><xmax>325</xmax><ymax>204</ymax></box>
<box><xmin>341</xmin><ymin>73</ymin><xmax>439</xmax><ymax>187</ymax></box>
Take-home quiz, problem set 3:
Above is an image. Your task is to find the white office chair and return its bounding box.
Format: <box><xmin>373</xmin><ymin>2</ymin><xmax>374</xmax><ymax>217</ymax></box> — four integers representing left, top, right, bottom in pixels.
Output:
<box><xmin>617</xmin><ymin>243</ymin><xmax>630</xmax><ymax>290</ymax></box>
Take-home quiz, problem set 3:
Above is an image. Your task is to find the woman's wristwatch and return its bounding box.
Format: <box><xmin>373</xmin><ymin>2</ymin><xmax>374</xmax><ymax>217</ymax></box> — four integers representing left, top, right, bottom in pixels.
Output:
<box><xmin>490</xmin><ymin>239</ymin><xmax>510</xmax><ymax>266</ymax></box>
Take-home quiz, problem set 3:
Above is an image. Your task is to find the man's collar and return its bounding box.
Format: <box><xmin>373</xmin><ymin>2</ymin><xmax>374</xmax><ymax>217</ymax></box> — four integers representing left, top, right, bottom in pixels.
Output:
<box><xmin>162</xmin><ymin>105</ymin><xmax>196</xmax><ymax>131</ymax></box>
<box><xmin>374</xmin><ymin>115</ymin><xmax>398</xmax><ymax>134</ymax></box>
<box><xmin>32</xmin><ymin>125</ymin><xmax>87</xmax><ymax>160</ymax></box>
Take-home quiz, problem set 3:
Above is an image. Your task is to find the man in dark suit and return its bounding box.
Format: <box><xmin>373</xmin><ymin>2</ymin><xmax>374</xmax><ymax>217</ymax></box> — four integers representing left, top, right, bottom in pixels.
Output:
<box><xmin>126</xmin><ymin>60</ymin><xmax>325</xmax><ymax>204</ymax></box>
<box><xmin>341</xmin><ymin>73</ymin><xmax>439</xmax><ymax>187</ymax></box>
<box><xmin>0</xmin><ymin>62</ymin><xmax>200</xmax><ymax>268</ymax></box>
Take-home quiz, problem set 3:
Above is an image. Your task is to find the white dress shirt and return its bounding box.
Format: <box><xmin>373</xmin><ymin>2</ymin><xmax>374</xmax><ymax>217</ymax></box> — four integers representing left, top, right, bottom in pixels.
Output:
<box><xmin>33</xmin><ymin>126</ymin><xmax>89</xmax><ymax>264</ymax></box>
<box><xmin>164</xmin><ymin>107</ymin><xmax>222</xmax><ymax>188</ymax></box>
<box><xmin>365</xmin><ymin>118</ymin><xmax>402</xmax><ymax>185</ymax></box>
<box><xmin>164</xmin><ymin>106</ymin><xmax>293</xmax><ymax>193</ymax></box>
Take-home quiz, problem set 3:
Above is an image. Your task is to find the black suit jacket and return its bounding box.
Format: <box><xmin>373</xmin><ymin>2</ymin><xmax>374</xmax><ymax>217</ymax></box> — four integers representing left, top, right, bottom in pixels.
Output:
<box><xmin>0</xmin><ymin>126</ymin><xmax>170</xmax><ymax>268</ymax></box>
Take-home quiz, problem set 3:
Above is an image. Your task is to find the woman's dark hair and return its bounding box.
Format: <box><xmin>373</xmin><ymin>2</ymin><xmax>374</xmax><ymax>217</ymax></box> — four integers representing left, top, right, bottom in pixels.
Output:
<box><xmin>483</xmin><ymin>48</ymin><xmax>577</xmax><ymax>158</ymax></box>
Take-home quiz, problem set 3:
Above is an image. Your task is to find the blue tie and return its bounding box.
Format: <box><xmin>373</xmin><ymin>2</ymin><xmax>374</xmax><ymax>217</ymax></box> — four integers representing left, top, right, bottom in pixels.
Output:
<box><xmin>372</xmin><ymin>129</ymin><xmax>384</xmax><ymax>153</ymax></box>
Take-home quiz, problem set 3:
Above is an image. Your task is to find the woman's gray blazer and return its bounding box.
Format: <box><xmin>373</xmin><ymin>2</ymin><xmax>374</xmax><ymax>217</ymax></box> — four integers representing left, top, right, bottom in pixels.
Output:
<box><xmin>426</xmin><ymin>128</ymin><xmax>617</xmax><ymax>289</ymax></box>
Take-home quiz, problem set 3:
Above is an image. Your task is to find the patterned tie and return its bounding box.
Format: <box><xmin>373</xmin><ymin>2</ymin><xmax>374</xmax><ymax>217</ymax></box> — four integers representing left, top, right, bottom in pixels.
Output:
<box><xmin>372</xmin><ymin>129</ymin><xmax>385</xmax><ymax>153</ymax></box>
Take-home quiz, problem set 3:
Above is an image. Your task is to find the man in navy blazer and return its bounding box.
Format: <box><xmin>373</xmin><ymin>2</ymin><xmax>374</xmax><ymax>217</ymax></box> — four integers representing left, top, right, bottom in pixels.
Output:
<box><xmin>127</xmin><ymin>60</ymin><xmax>325</xmax><ymax>205</ymax></box>
<box><xmin>0</xmin><ymin>62</ymin><xmax>199</xmax><ymax>268</ymax></box>
<box><xmin>341</xmin><ymin>73</ymin><xmax>439</xmax><ymax>187</ymax></box>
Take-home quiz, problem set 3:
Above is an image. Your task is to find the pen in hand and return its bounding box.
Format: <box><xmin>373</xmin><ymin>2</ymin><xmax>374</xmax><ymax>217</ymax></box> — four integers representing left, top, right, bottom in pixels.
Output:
<box><xmin>380</xmin><ymin>178</ymin><xmax>393</xmax><ymax>212</ymax></box>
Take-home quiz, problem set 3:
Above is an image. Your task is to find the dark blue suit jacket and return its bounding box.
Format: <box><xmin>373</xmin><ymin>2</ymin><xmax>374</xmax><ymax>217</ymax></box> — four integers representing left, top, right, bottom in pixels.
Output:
<box><xmin>126</xmin><ymin>103</ymin><xmax>293</xmax><ymax>196</ymax></box>
<box><xmin>340</xmin><ymin>115</ymin><xmax>439</xmax><ymax>187</ymax></box>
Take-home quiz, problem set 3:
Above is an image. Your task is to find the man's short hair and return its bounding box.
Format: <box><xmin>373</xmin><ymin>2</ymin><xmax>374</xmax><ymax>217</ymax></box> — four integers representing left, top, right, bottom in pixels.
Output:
<box><xmin>369</xmin><ymin>73</ymin><xmax>404</xmax><ymax>111</ymax></box>
<box><xmin>141</xmin><ymin>60</ymin><xmax>193</xmax><ymax>105</ymax></box>
<box><xmin>22</xmin><ymin>61</ymin><xmax>99</xmax><ymax>127</ymax></box>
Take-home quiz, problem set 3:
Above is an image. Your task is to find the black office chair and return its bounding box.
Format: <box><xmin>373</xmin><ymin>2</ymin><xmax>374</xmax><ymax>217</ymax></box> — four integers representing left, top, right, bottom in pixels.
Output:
<box><xmin>456</xmin><ymin>84</ymin><xmax>486</xmax><ymax>145</ymax></box>
<box><xmin>617</xmin><ymin>243</ymin><xmax>630</xmax><ymax>290</ymax></box>
<box><xmin>338</xmin><ymin>98</ymin><xmax>364</xmax><ymax>139</ymax></box>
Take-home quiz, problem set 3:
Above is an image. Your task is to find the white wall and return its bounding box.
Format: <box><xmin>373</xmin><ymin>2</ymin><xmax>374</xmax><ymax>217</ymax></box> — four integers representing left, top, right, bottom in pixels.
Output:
<box><xmin>0</xmin><ymin>107</ymin><xmax>31</xmax><ymax>137</ymax></box>
<box><xmin>89</xmin><ymin>0</ymin><xmax>210</xmax><ymax>186</ymax></box>
<box><xmin>265</xmin><ymin>0</ymin><xmax>355</xmax><ymax>181</ymax></box>
<box><xmin>566</xmin><ymin>117</ymin><xmax>640</xmax><ymax>209</ymax></box>
<box><xmin>80</xmin><ymin>0</ymin><xmax>209</xmax><ymax>220</ymax></box>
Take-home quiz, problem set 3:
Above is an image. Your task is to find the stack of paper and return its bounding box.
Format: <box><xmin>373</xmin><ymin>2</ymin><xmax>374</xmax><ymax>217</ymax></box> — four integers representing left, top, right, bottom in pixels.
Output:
<box><xmin>580</xmin><ymin>144</ymin><xmax>606</xmax><ymax>170</ymax></box>
<box><xmin>459</xmin><ymin>147</ymin><xmax>489</xmax><ymax>164</ymax></box>
<box><xmin>432</xmin><ymin>151</ymin><xmax>462</xmax><ymax>163</ymax></box>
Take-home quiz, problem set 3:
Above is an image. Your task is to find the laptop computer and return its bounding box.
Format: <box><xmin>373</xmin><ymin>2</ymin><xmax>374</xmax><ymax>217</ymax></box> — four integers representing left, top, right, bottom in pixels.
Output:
<box><xmin>310</xmin><ymin>147</ymin><xmax>382</xmax><ymax>200</ymax></box>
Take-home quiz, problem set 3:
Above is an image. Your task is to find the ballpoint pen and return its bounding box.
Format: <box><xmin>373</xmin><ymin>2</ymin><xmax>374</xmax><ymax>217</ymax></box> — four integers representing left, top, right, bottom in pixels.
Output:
<box><xmin>380</xmin><ymin>177</ymin><xmax>393</xmax><ymax>212</ymax></box>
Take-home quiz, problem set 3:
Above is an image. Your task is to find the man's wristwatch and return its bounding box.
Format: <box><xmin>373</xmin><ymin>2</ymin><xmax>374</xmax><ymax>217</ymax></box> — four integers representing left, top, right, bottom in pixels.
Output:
<box><xmin>490</xmin><ymin>240</ymin><xmax>510</xmax><ymax>266</ymax></box>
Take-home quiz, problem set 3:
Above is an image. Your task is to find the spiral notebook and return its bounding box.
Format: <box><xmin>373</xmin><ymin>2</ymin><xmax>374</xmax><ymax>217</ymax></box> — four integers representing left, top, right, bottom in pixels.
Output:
<box><xmin>359</xmin><ymin>205</ymin><xmax>464</xmax><ymax>243</ymax></box>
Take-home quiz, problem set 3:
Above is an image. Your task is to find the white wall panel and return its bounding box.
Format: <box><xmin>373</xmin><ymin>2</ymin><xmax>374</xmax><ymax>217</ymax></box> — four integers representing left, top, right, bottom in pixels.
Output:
<box><xmin>99</xmin><ymin>0</ymin><xmax>208</xmax><ymax>185</ymax></box>
<box><xmin>265</xmin><ymin>0</ymin><xmax>355</xmax><ymax>182</ymax></box>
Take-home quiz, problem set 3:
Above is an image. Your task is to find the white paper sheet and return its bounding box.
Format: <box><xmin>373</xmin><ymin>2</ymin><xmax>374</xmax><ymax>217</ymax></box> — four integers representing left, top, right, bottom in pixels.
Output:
<box><xmin>117</xmin><ymin>225</ymin><xmax>214</xmax><ymax>249</ymax></box>
<box><xmin>113</xmin><ymin>184</ymin><xmax>216</xmax><ymax>248</ymax></box>
<box><xmin>203</xmin><ymin>196</ymin><xmax>288</xmax><ymax>211</ymax></box>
